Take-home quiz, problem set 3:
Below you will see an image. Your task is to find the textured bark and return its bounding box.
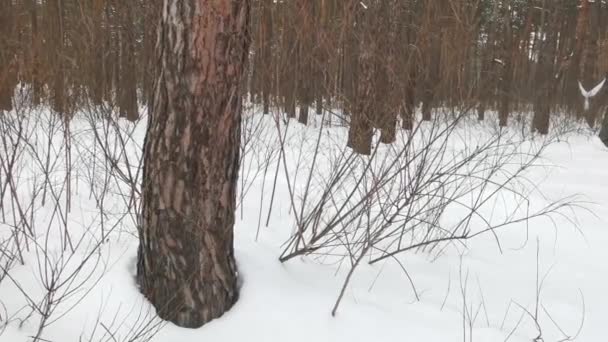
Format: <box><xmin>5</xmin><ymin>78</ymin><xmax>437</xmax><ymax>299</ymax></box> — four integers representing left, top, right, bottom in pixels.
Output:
<box><xmin>137</xmin><ymin>0</ymin><xmax>250</xmax><ymax>328</ymax></box>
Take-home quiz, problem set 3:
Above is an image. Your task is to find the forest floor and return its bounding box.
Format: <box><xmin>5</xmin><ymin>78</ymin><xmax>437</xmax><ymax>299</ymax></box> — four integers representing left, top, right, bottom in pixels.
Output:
<box><xmin>1</xmin><ymin>108</ymin><xmax>607</xmax><ymax>342</ymax></box>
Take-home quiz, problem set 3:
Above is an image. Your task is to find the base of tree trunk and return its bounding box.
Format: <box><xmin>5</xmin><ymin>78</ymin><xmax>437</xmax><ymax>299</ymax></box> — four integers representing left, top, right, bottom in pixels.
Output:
<box><xmin>136</xmin><ymin>209</ymin><xmax>239</xmax><ymax>328</ymax></box>
<box><xmin>299</xmin><ymin>105</ymin><xmax>309</xmax><ymax>125</ymax></box>
<box><xmin>347</xmin><ymin>115</ymin><xmax>373</xmax><ymax>155</ymax></box>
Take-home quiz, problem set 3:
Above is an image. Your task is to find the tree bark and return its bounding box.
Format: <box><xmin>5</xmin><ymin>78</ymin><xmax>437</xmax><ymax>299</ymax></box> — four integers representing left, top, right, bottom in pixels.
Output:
<box><xmin>498</xmin><ymin>7</ymin><xmax>513</xmax><ymax>128</ymax></box>
<box><xmin>137</xmin><ymin>0</ymin><xmax>250</xmax><ymax>328</ymax></box>
<box><xmin>27</xmin><ymin>0</ymin><xmax>41</xmax><ymax>106</ymax></box>
<box><xmin>118</xmin><ymin>1</ymin><xmax>139</xmax><ymax>121</ymax></box>
<box><xmin>49</xmin><ymin>0</ymin><xmax>66</xmax><ymax>116</ymax></box>
<box><xmin>346</xmin><ymin>4</ymin><xmax>373</xmax><ymax>155</ymax></box>
<box><xmin>0</xmin><ymin>0</ymin><xmax>15</xmax><ymax>112</ymax></box>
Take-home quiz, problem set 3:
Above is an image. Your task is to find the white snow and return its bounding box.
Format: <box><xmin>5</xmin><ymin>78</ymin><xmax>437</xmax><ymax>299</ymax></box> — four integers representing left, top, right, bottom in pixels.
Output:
<box><xmin>1</xmin><ymin>107</ymin><xmax>607</xmax><ymax>342</ymax></box>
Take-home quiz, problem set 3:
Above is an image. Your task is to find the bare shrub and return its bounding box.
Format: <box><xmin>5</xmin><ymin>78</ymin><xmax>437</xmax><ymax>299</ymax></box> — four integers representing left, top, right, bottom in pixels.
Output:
<box><xmin>270</xmin><ymin>107</ymin><xmax>583</xmax><ymax>315</ymax></box>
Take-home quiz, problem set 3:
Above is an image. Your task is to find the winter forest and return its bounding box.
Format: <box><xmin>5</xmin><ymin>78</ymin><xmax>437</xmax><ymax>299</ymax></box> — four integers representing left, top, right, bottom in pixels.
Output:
<box><xmin>1</xmin><ymin>0</ymin><xmax>608</xmax><ymax>341</ymax></box>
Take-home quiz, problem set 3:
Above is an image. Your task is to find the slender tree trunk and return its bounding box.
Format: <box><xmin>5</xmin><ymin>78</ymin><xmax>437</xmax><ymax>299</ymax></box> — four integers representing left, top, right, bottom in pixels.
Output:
<box><xmin>28</xmin><ymin>0</ymin><xmax>41</xmax><ymax>106</ymax></box>
<box><xmin>49</xmin><ymin>0</ymin><xmax>66</xmax><ymax>116</ymax></box>
<box><xmin>137</xmin><ymin>0</ymin><xmax>251</xmax><ymax>328</ymax></box>
<box><xmin>532</xmin><ymin>1</ymin><xmax>555</xmax><ymax>135</ymax></box>
<box><xmin>498</xmin><ymin>9</ymin><xmax>513</xmax><ymax>128</ymax></box>
<box><xmin>0</xmin><ymin>0</ymin><xmax>15</xmax><ymax>111</ymax></box>
<box><xmin>118</xmin><ymin>1</ymin><xmax>139</xmax><ymax>121</ymax></box>
<box><xmin>402</xmin><ymin>61</ymin><xmax>416</xmax><ymax>130</ymax></box>
<box><xmin>347</xmin><ymin>6</ymin><xmax>373</xmax><ymax>155</ymax></box>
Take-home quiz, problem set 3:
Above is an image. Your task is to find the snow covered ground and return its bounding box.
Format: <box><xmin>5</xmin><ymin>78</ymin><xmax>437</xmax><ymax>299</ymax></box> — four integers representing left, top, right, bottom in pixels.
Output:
<box><xmin>1</xmin><ymin>107</ymin><xmax>607</xmax><ymax>342</ymax></box>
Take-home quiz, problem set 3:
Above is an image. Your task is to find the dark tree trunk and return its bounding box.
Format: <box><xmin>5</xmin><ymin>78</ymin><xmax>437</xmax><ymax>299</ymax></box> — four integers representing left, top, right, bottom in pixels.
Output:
<box><xmin>118</xmin><ymin>1</ymin><xmax>139</xmax><ymax>121</ymax></box>
<box><xmin>0</xmin><ymin>0</ymin><xmax>15</xmax><ymax>111</ymax></box>
<box><xmin>532</xmin><ymin>1</ymin><xmax>555</xmax><ymax>135</ymax></box>
<box><xmin>49</xmin><ymin>0</ymin><xmax>66</xmax><ymax>116</ymax></box>
<box><xmin>298</xmin><ymin>105</ymin><xmax>309</xmax><ymax>125</ymax></box>
<box><xmin>137</xmin><ymin>0</ymin><xmax>250</xmax><ymax>329</ymax></box>
<box><xmin>498</xmin><ymin>10</ymin><xmax>513</xmax><ymax>128</ymax></box>
<box><xmin>27</xmin><ymin>0</ymin><xmax>41</xmax><ymax>106</ymax></box>
<box><xmin>347</xmin><ymin>5</ymin><xmax>373</xmax><ymax>155</ymax></box>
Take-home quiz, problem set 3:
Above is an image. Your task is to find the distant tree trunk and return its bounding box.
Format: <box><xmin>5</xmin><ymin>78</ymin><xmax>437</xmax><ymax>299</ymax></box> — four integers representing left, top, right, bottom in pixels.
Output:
<box><xmin>402</xmin><ymin>8</ymin><xmax>417</xmax><ymax>130</ymax></box>
<box><xmin>91</xmin><ymin>0</ymin><xmax>106</xmax><ymax>106</ymax></box>
<box><xmin>402</xmin><ymin>62</ymin><xmax>416</xmax><ymax>130</ymax></box>
<box><xmin>477</xmin><ymin>34</ymin><xmax>492</xmax><ymax>121</ymax></box>
<box><xmin>532</xmin><ymin>0</ymin><xmax>553</xmax><ymax>134</ymax></box>
<box><xmin>347</xmin><ymin>5</ymin><xmax>373</xmax><ymax>155</ymax></box>
<box><xmin>566</xmin><ymin>0</ymin><xmax>589</xmax><ymax>117</ymax></box>
<box><xmin>27</xmin><ymin>0</ymin><xmax>41</xmax><ymax>105</ymax></box>
<box><xmin>599</xmin><ymin>109</ymin><xmax>608</xmax><ymax>147</ymax></box>
<box><xmin>532</xmin><ymin>1</ymin><xmax>555</xmax><ymax>135</ymax></box>
<box><xmin>142</xmin><ymin>1</ymin><xmax>160</xmax><ymax>110</ymax></box>
<box><xmin>261</xmin><ymin>0</ymin><xmax>272</xmax><ymax>115</ymax></box>
<box><xmin>421</xmin><ymin>1</ymin><xmax>440</xmax><ymax>122</ymax></box>
<box><xmin>498</xmin><ymin>9</ymin><xmax>513</xmax><ymax>127</ymax></box>
<box><xmin>297</xmin><ymin>0</ymin><xmax>313</xmax><ymax>125</ymax></box>
<box><xmin>0</xmin><ymin>0</ymin><xmax>15</xmax><ymax>111</ymax></box>
<box><xmin>49</xmin><ymin>0</ymin><xmax>66</xmax><ymax>115</ymax></box>
<box><xmin>378</xmin><ymin>1</ymin><xmax>397</xmax><ymax>144</ymax></box>
<box><xmin>346</xmin><ymin>47</ymin><xmax>373</xmax><ymax>154</ymax></box>
<box><xmin>581</xmin><ymin>0</ymin><xmax>600</xmax><ymax>127</ymax></box>
<box><xmin>137</xmin><ymin>0</ymin><xmax>250</xmax><ymax>329</ymax></box>
<box><xmin>118</xmin><ymin>2</ymin><xmax>139</xmax><ymax>121</ymax></box>
<box><xmin>283</xmin><ymin>6</ymin><xmax>297</xmax><ymax>119</ymax></box>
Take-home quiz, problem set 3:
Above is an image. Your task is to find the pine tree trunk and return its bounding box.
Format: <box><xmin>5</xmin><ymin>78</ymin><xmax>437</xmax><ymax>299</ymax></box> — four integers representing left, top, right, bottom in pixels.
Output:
<box><xmin>49</xmin><ymin>0</ymin><xmax>66</xmax><ymax>116</ymax></box>
<box><xmin>118</xmin><ymin>2</ymin><xmax>139</xmax><ymax>121</ymax></box>
<box><xmin>346</xmin><ymin>5</ymin><xmax>373</xmax><ymax>155</ymax></box>
<box><xmin>499</xmin><ymin>10</ymin><xmax>513</xmax><ymax>128</ymax></box>
<box><xmin>532</xmin><ymin>1</ymin><xmax>554</xmax><ymax>135</ymax></box>
<box><xmin>28</xmin><ymin>0</ymin><xmax>41</xmax><ymax>106</ymax></box>
<box><xmin>137</xmin><ymin>0</ymin><xmax>250</xmax><ymax>328</ymax></box>
<box><xmin>0</xmin><ymin>0</ymin><xmax>15</xmax><ymax>111</ymax></box>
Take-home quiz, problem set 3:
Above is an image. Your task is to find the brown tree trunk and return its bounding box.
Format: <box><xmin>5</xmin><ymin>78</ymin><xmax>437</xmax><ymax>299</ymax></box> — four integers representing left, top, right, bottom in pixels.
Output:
<box><xmin>532</xmin><ymin>0</ymin><xmax>555</xmax><ymax>135</ymax></box>
<box><xmin>49</xmin><ymin>0</ymin><xmax>66</xmax><ymax>116</ymax></box>
<box><xmin>498</xmin><ymin>8</ymin><xmax>513</xmax><ymax>128</ymax></box>
<box><xmin>118</xmin><ymin>1</ymin><xmax>139</xmax><ymax>121</ymax></box>
<box><xmin>402</xmin><ymin>64</ymin><xmax>416</xmax><ymax>130</ymax></box>
<box><xmin>346</xmin><ymin>6</ymin><xmax>373</xmax><ymax>155</ymax></box>
<box><xmin>0</xmin><ymin>0</ymin><xmax>15</xmax><ymax>111</ymax></box>
<box><xmin>581</xmin><ymin>0</ymin><xmax>600</xmax><ymax>127</ymax></box>
<box><xmin>27</xmin><ymin>0</ymin><xmax>41</xmax><ymax>106</ymax></box>
<box><xmin>137</xmin><ymin>0</ymin><xmax>251</xmax><ymax>328</ymax></box>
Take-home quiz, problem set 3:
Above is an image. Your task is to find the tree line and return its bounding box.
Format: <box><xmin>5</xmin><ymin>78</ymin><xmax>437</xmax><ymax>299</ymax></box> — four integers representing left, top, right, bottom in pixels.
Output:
<box><xmin>1</xmin><ymin>0</ymin><xmax>607</xmax><ymax>154</ymax></box>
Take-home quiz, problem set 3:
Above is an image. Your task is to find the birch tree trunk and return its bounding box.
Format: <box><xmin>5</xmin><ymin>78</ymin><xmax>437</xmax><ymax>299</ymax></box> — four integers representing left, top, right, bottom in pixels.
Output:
<box><xmin>137</xmin><ymin>0</ymin><xmax>250</xmax><ymax>328</ymax></box>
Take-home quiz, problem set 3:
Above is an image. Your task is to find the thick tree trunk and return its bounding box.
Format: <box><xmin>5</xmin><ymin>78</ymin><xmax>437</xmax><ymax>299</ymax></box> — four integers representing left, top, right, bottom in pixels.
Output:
<box><xmin>137</xmin><ymin>0</ymin><xmax>250</xmax><ymax>328</ymax></box>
